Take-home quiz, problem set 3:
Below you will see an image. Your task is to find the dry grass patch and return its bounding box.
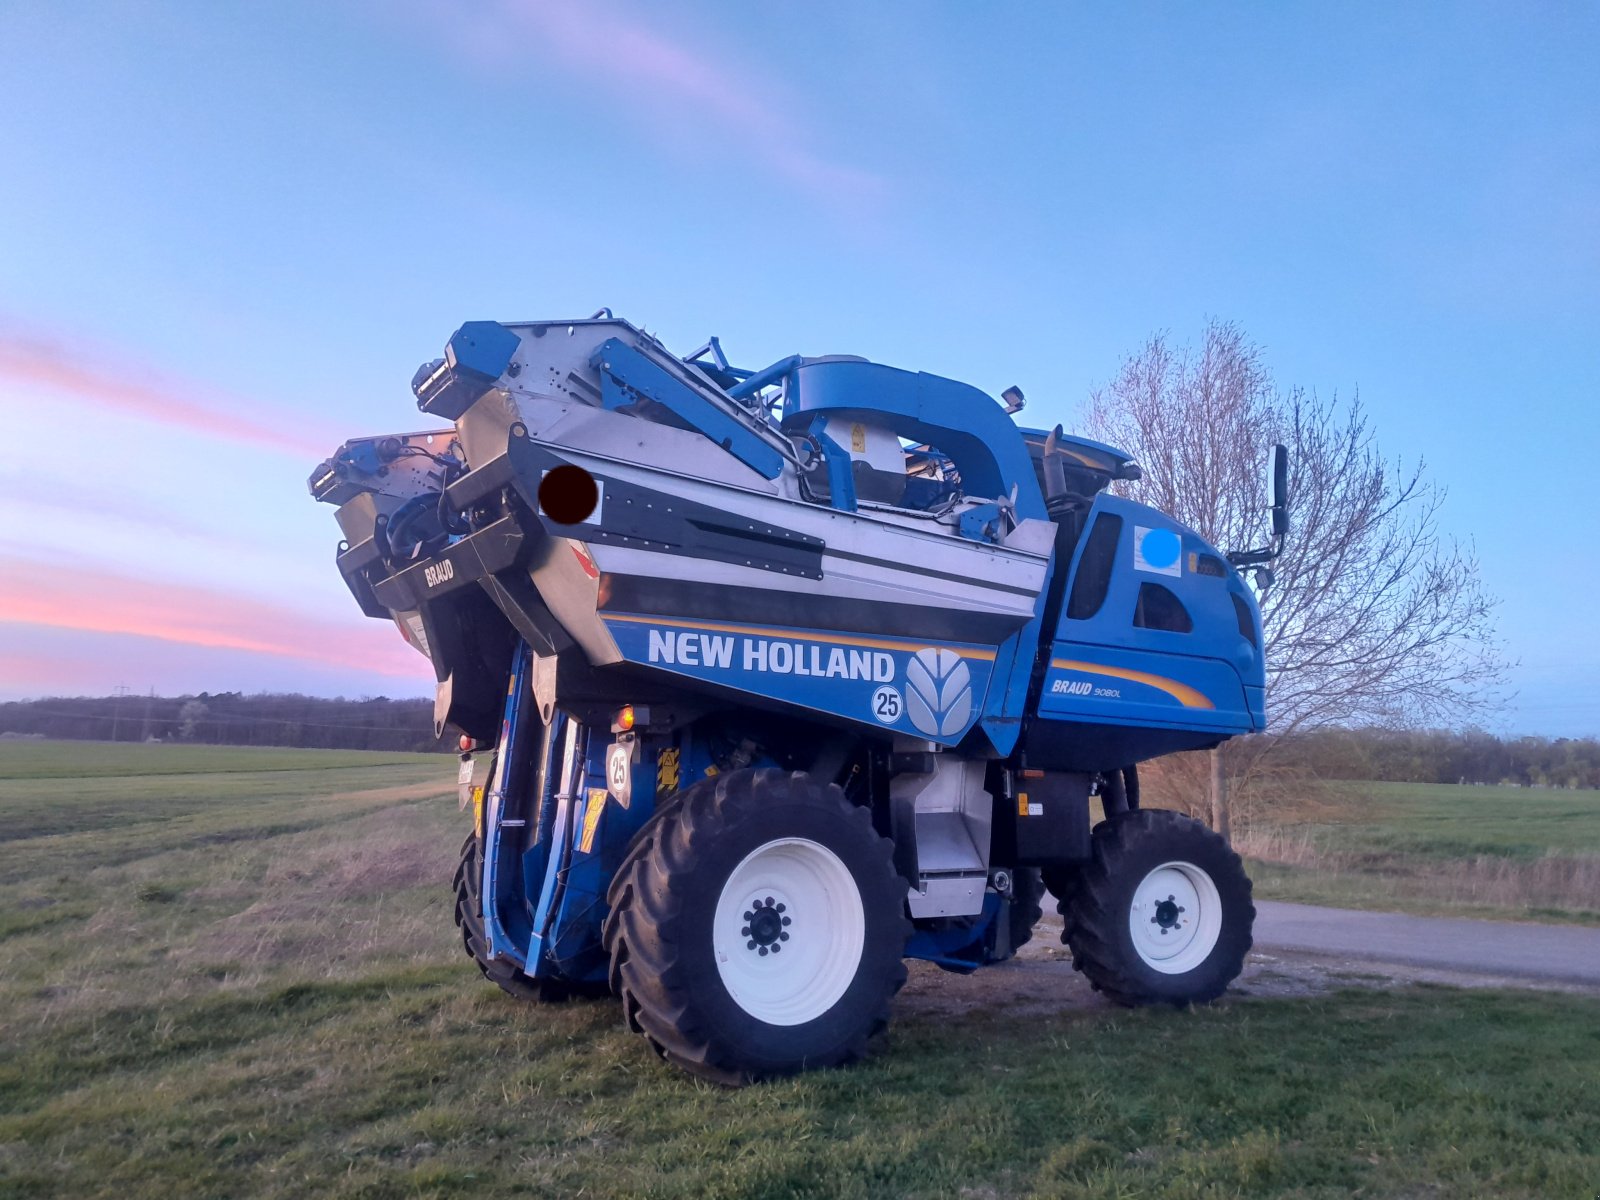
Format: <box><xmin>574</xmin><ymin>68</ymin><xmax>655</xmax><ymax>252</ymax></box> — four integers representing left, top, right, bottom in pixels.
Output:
<box><xmin>1237</xmin><ymin>787</ymin><xmax>1600</xmax><ymax>924</ymax></box>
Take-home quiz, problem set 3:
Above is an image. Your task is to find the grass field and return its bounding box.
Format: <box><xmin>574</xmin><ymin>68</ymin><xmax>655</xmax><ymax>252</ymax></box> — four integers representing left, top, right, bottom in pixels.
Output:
<box><xmin>3</xmin><ymin>743</ymin><xmax>1599</xmax><ymax>1199</ymax></box>
<box><xmin>1239</xmin><ymin>781</ymin><xmax>1600</xmax><ymax>925</ymax></box>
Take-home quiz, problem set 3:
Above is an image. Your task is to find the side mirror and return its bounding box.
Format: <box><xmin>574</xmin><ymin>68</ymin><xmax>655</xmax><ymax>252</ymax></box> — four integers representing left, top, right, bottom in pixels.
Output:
<box><xmin>1227</xmin><ymin>445</ymin><xmax>1289</xmax><ymax>569</ymax></box>
<box><xmin>1269</xmin><ymin>443</ymin><xmax>1289</xmax><ymax>538</ymax></box>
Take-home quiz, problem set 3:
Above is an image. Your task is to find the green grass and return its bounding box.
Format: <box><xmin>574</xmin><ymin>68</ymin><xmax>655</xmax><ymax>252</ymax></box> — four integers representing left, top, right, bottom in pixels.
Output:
<box><xmin>1322</xmin><ymin>781</ymin><xmax>1600</xmax><ymax>860</ymax></box>
<box><xmin>1241</xmin><ymin>781</ymin><xmax>1600</xmax><ymax>925</ymax></box>
<box><xmin>3</xmin><ymin>744</ymin><xmax>1599</xmax><ymax>1198</ymax></box>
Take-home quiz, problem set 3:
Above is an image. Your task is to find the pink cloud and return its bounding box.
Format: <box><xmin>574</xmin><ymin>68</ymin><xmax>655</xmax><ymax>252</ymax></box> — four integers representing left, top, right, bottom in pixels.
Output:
<box><xmin>6</xmin><ymin>471</ymin><xmax>230</xmax><ymax>544</ymax></box>
<box><xmin>0</xmin><ymin>558</ymin><xmax>425</xmax><ymax>680</ymax></box>
<box><xmin>0</xmin><ymin>328</ymin><xmax>334</xmax><ymax>460</ymax></box>
<box><xmin>422</xmin><ymin>0</ymin><xmax>883</xmax><ymax>203</ymax></box>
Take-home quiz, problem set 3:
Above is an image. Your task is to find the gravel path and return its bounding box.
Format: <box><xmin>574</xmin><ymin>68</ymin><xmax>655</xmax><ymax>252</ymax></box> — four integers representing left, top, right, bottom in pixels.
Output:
<box><xmin>894</xmin><ymin>899</ymin><xmax>1600</xmax><ymax>1019</ymax></box>
<box><xmin>1253</xmin><ymin>899</ymin><xmax>1600</xmax><ymax>987</ymax></box>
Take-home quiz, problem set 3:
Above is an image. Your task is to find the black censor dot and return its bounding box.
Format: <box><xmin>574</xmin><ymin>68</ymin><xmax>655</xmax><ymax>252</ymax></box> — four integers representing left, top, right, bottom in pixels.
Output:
<box><xmin>538</xmin><ymin>465</ymin><xmax>598</xmax><ymax>525</ymax></box>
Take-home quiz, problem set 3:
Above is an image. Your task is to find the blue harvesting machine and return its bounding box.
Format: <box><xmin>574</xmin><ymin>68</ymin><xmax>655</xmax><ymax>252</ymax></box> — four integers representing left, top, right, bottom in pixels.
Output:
<box><xmin>310</xmin><ymin>313</ymin><xmax>1286</xmax><ymax>1084</ymax></box>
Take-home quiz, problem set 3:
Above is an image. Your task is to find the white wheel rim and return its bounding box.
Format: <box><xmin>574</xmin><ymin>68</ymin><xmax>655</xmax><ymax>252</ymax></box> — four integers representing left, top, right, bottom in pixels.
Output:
<box><xmin>712</xmin><ymin>837</ymin><xmax>866</xmax><ymax>1026</ymax></box>
<box><xmin>1127</xmin><ymin>860</ymin><xmax>1223</xmax><ymax>975</ymax></box>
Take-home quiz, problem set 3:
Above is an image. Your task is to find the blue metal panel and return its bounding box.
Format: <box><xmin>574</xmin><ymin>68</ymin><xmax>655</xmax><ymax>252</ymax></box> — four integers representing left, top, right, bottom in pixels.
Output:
<box><xmin>815</xmin><ymin>428</ymin><xmax>857</xmax><ymax>512</ymax></box>
<box><xmin>977</xmin><ymin>580</ymin><xmax>1051</xmax><ymax>757</ymax></box>
<box><xmin>539</xmin><ymin>728</ymin><xmax>624</xmax><ymax>982</ymax></box>
<box><xmin>1040</xmin><ymin>645</ymin><xmax>1253</xmax><ymax>733</ymax></box>
<box><xmin>601</xmin><ymin>613</ymin><xmax>1001</xmax><ymax>746</ymax></box>
<box><xmin>414</xmin><ymin>321</ymin><xmax>521</xmax><ymax>417</ymax></box>
<box><xmin>728</xmin><ymin>354</ymin><xmax>802</xmax><ymax>401</ymax></box>
<box><xmin>592</xmin><ymin>339</ymin><xmax>786</xmax><ymax>479</ymax></box>
<box><xmin>795</xmin><ymin>415</ymin><xmax>857</xmax><ymax>512</ymax></box>
<box><xmin>1045</xmin><ymin>493</ymin><xmax>1264</xmax><ymax>733</ymax></box>
<box><xmin>481</xmin><ymin>645</ymin><xmax>535</xmax><ymax>966</ymax></box>
<box><xmin>789</xmin><ymin>360</ymin><xmax>1047</xmax><ymax>522</ymax></box>
<box><xmin>904</xmin><ymin>893</ymin><xmax>1002</xmax><ymax>970</ymax></box>
<box><xmin>450</xmin><ymin>321</ymin><xmax>521</xmax><ymax>379</ymax></box>
<box><xmin>536</xmin><ymin>723</ymin><xmax>770</xmax><ymax>984</ymax></box>
<box><xmin>958</xmin><ymin>501</ymin><xmax>1003</xmax><ymax>543</ymax></box>
<box><xmin>525</xmin><ymin>718</ymin><xmax>584</xmax><ymax>966</ymax></box>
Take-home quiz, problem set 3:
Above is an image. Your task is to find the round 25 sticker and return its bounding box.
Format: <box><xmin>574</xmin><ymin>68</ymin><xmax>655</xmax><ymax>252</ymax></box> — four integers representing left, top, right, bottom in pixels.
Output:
<box><xmin>870</xmin><ymin>685</ymin><xmax>902</xmax><ymax>725</ymax></box>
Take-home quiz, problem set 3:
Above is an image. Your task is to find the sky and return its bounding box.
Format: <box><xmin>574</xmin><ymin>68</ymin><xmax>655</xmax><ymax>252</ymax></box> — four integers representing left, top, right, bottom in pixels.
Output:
<box><xmin>0</xmin><ymin>1</ymin><xmax>1595</xmax><ymax>736</ymax></box>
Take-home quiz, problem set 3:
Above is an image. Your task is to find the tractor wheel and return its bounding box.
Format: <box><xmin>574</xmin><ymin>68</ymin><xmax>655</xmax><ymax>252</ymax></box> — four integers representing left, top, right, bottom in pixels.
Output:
<box><xmin>602</xmin><ymin>768</ymin><xmax>911</xmax><ymax>1085</ymax></box>
<box><xmin>1057</xmin><ymin>809</ymin><xmax>1253</xmax><ymax>1006</ymax></box>
<box><xmin>452</xmin><ymin>832</ymin><xmax>603</xmax><ymax>1003</ymax></box>
<box><xmin>1002</xmin><ymin>867</ymin><xmax>1046</xmax><ymax>958</ymax></box>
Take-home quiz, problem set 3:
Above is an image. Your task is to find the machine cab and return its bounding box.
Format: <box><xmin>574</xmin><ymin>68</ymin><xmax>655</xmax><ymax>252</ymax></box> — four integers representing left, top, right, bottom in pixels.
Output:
<box><xmin>1020</xmin><ymin>429</ymin><xmax>1267</xmax><ymax>770</ymax></box>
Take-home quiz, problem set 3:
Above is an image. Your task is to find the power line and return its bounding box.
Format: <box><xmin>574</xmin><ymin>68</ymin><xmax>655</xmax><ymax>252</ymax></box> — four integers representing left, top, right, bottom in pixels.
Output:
<box><xmin>110</xmin><ymin>684</ymin><xmax>129</xmax><ymax>742</ymax></box>
<box><xmin>6</xmin><ymin>703</ymin><xmax>435</xmax><ymax>736</ymax></box>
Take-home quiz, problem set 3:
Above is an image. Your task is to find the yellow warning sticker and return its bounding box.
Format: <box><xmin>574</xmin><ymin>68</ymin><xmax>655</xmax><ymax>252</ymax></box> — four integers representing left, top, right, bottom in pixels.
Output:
<box><xmin>579</xmin><ymin>788</ymin><xmax>609</xmax><ymax>853</ymax></box>
<box><xmin>851</xmin><ymin>422</ymin><xmax>867</xmax><ymax>453</ymax></box>
<box><xmin>473</xmin><ymin>786</ymin><xmax>486</xmax><ymax>839</ymax></box>
<box><xmin>1017</xmin><ymin>791</ymin><xmax>1029</xmax><ymax>817</ymax></box>
<box><xmin>657</xmin><ymin>746</ymin><xmax>681</xmax><ymax>795</ymax></box>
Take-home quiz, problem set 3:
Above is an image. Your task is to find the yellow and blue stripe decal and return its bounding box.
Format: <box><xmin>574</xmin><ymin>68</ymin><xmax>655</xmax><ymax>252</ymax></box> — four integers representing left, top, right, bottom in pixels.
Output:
<box><xmin>1048</xmin><ymin>658</ymin><xmax>1214</xmax><ymax>710</ymax></box>
<box><xmin>1040</xmin><ymin>647</ymin><xmax>1254</xmax><ymax>732</ymax></box>
<box><xmin>603</xmin><ymin>613</ymin><xmax>999</xmax><ymax>743</ymax></box>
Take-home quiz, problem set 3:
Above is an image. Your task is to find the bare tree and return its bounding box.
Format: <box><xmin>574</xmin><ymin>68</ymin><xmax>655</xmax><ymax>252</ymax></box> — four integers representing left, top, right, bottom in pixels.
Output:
<box><xmin>177</xmin><ymin>699</ymin><xmax>209</xmax><ymax>741</ymax></box>
<box><xmin>1084</xmin><ymin>321</ymin><xmax>1504</xmax><ymax>825</ymax></box>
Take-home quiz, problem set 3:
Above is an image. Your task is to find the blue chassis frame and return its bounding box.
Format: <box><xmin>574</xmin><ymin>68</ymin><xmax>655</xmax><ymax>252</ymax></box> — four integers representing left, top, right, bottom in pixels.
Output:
<box><xmin>477</xmin><ymin>642</ymin><xmax>1012</xmax><ymax>988</ymax></box>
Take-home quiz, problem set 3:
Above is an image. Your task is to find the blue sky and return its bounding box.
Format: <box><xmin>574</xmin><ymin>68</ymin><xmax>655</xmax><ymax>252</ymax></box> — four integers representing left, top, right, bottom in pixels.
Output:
<box><xmin>1</xmin><ymin>1</ymin><xmax>1595</xmax><ymax>735</ymax></box>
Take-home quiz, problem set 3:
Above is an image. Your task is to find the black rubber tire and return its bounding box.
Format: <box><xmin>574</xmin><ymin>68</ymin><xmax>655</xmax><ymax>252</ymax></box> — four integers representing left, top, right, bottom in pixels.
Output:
<box><xmin>452</xmin><ymin>831</ymin><xmax>605</xmax><ymax>1003</ymax></box>
<box><xmin>1057</xmin><ymin>809</ymin><xmax>1254</xmax><ymax>1007</ymax></box>
<box><xmin>602</xmin><ymin>768</ymin><xmax>911</xmax><ymax>1085</ymax></box>
<box><xmin>1003</xmin><ymin>867</ymin><xmax>1046</xmax><ymax>958</ymax></box>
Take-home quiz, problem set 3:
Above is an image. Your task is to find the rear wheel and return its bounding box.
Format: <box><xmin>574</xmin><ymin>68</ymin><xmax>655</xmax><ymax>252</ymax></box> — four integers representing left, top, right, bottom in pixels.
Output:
<box><xmin>603</xmin><ymin>768</ymin><xmax>911</xmax><ymax>1085</ymax></box>
<box><xmin>1057</xmin><ymin>809</ymin><xmax>1253</xmax><ymax>1006</ymax></box>
<box><xmin>452</xmin><ymin>831</ymin><xmax>604</xmax><ymax>1003</ymax></box>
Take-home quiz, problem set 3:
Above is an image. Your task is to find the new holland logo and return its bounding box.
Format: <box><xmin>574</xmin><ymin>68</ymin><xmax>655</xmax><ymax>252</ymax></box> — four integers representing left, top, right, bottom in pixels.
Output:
<box><xmin>905</xmin><ymin>647</ymin><xmax>973</xmax><ymax>738</ymax></box>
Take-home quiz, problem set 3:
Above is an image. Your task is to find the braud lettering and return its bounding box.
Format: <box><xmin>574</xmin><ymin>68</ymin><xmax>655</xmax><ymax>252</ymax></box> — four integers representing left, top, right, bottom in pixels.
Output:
<box><xmin>1051</xmin><ymin>678</ymin><xmax>1121</xmax><ymax>699</ymax></box>
<box><xmin>424</xmin><ymin>560</ymin><xmax>455</xmax><ymax>588</ymax></box>
<box><xmin>648</xmin><ymin>629</ymin><xmax>893</xmax><ymax>682</ymax></box>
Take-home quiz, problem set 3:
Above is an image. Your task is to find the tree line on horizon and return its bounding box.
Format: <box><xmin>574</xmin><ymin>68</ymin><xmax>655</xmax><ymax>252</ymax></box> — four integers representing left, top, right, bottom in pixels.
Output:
<box><xmin>1273</xmin><ymin>726</ymin><xmax>1600</xmax><ymax>791</ymax></box>
<box><xmin>0</xmin><ymin>691</ymin><xmax>1594</xmax><ymax>787</ymax></box>
<box><xmin>0</xmin><ymin>692</ymin><xmax>445</xmax><ymax>753</ymax></box>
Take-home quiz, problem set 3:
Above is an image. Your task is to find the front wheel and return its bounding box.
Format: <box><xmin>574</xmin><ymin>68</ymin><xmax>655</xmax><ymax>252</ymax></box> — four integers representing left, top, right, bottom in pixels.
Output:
<box><xmin>452</xmin><ymin>832</ymin><xmax>604</xmax><ymax>1003</ymax></box>
<box><xmin>603</xmin><ymin>768</ymin><xmax>910</xmax><ymax>1085</ymax></box>
<box><xmin>1057</xmin><ymin>809</ymin><xmax>1253</xmax><ymax>1006</ymax></box>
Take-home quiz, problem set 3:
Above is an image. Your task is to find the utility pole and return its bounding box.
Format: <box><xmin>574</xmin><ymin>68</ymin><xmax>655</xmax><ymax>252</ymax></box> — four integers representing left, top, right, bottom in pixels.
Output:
<box><xmin>1209</xmin><ymin>746</ymin><xmax>1230</xmax><ymax>843</ymax></box>
<box><xmin>111</xmin><ymin>684</ymin><xmax>130</xmax><ymax>743</ymax></box>
<box><xmin>140</xmin><ymin>687</ymin><xmax>155</xmax><ymax>742</ymax></box>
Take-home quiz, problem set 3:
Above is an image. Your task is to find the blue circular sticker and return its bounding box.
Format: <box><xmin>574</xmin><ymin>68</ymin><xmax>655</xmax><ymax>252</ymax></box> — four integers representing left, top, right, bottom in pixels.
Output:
<box><xmin>1141</xmin><ymin>527</ymin><xmax>1181</xmax><ymax>569</ymax></box>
